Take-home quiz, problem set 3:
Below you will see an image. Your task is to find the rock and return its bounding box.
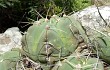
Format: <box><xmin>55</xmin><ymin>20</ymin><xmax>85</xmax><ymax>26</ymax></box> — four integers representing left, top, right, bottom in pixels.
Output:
<box><xmin>71</xmin><ymin>5</ymin><xmax>110</xmax><ymax>36</ymax></box>
<box><xmin>72</xmin><ymin>5</ymin><xmax>110</xmax><ymax>29</ymax></box>
<box><xmin>0</xmin><ymin>27</ymin><xmax>22</xmax><ymax>54</ymax></box>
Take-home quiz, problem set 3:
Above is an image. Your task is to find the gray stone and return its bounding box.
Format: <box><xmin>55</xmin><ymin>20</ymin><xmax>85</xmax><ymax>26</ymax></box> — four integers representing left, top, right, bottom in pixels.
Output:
<box><xmin>72</xmin><ymin>5</ymin><xmax>110</xmax><ymax>29</ymax></box>
<box><xmin>72</xmin><ymin>5</ymin><xmax>110</xmax><ymax>36</ymax></box>
<box><xmin>0</xmin><ymin>27</ymin><xmax>22</xmax><ymax>54</ymax></box>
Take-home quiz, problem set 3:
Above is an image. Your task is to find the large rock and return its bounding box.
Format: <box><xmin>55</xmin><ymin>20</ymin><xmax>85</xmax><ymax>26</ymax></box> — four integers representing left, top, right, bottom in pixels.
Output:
<box><xmin>0</xmin><ymin>27</ymin><xmax>22</xmax><ymax>53</ymax></box>
<box><xmin>72</xmin><ymin>5</ymin><xmax>110</xmax><ymax>36</ymax></box>
<box><xmin>73</xmin><ymin>5</ymin><xmax>110</xmax><ymax>29</ymax></box>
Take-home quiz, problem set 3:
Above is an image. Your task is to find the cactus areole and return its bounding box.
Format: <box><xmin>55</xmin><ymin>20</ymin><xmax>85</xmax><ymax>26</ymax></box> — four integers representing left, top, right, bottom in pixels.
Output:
<box><xmin>22</xmin><ymin>15</ymin><xmax>87</xmax><ymax>64</ymax></box>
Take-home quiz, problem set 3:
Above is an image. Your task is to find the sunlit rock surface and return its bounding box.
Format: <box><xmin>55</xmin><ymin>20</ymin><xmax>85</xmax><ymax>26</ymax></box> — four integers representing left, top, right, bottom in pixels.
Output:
<box><xmin>72</xmin><ymin>5</ymin><xmax>110</xmax><ymax>29</ymax></box>
<box><xmin>0</xmin><ymin>27</ymin><xmax>22</xmax><ymax>53</ymax></box>
<box><xmin>72</xmin><ymin>5</ymin><xmax>110</xmax><ymax>36</ymax></box>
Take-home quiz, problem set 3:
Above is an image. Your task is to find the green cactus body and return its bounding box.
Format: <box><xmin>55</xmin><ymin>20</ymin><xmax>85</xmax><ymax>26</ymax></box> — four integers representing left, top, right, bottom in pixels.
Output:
<box><xmin>52</xmin><ymin>54</ymin><xmax>104</xmax><ymax>70</ymax></box>
<box><xmin>92</xmin><ymin>34</ymin><xmax>110</xmax><ymax>64</ymax></box>
<box><xmin>22</xmin><ymin>15</ymin><xmax>86</xmax><ymax>64</ymax></box>
<box><xmin>69</xmin><ymin>15</ymin><xmax>89</xmax><ymax>43</ymax></box>
<box><xmin>0</xmin><ymin>49</ymin><xmax>20</xmax><ymax>70</ymax></box>
<box><xmin>85</xmin><ymin>27</ymin><xmax>110</xmax><ymax>64</ymax></box>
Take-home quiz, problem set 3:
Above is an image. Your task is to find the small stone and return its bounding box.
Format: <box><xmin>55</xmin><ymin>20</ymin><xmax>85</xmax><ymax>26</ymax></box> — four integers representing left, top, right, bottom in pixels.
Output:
<box><xmin>0</xmin><ymin>27</ymin><xmax>22</xmax><ymax>53</ymax></box>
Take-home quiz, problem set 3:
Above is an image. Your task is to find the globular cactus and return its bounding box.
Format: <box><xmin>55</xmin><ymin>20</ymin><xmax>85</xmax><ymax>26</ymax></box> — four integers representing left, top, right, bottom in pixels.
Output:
<box><xmin>0</xmin><ymin>49</ymin><xmax>20</xmax><ymax>70</ymax></box>
<box><xmin>52</xmin><ymin>53</ymin><xmax>104</xmax><ymax>70</ymax></box>
<box><xmin>21</xmin><ymin>15</ymin><xmax>88</xmax><ymax>65</ymax></box>
<box><xmin>89</xmin><ymin>28</ymin><xmax>110</xmax><ymax>64</ymax></box>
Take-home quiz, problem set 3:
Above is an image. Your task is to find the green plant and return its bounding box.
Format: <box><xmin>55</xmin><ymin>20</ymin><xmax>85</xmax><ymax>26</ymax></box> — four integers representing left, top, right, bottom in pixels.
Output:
<box><xmin>0</xmin><ymin>15</ymin><xmax>108</xmax><ymax>70</ymax></box>
<box><xmin>0</xmin><ymin>0</ymin><xmax>92</xmax><ymax>20</ymax></box>
<box><xmin>0</xmin><ymin>49</ymin><xmax>20</xmax><ymax>70</ymax></box>
<box><xmin>72</xmin><ymin>0</ymin><xmax>91</xmax><ymax>12</ymax></box>
<box><xmin>0</xmin><ymin>0</ymin><xmax>92</xmax><ymax>33</ymax></box>
<box><xmin>89</xmin><ymin>27</ymin><xmax>110</xmax><ymax>64</ymax></box>
<box><xmin>52</xmin><ymin>53</ymin><xmax>104</xmax><ymax>70</ymax></box>
<box><xmin>21</xmin><ymin>15</ymin><xmax>89</xmax><ymax>69</ymax></box>
<box><xmin>28</xmin><ymin>0</ymin><xmax>92</xmax><ymax>19</ymax></box>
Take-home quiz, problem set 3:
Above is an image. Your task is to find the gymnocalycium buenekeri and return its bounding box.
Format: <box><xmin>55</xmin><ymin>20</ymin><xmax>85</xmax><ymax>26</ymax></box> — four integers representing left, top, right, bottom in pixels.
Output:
<box><xmin>21</xmin><ymin>15</ymin><xmax>88</xmax><ymax>65</ymax></box>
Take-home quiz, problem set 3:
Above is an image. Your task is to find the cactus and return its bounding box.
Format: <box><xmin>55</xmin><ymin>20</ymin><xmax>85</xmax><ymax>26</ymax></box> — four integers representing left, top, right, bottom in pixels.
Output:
<box><xmin>52</xmin><ymin>53</ymin><xmax>104</xmax><ymax>70</ymax></box>
<box><xmin>89</xmin><ymin>28</ymin><xmax>110</xmax><ymax>64</ymax></box>
<box><xmin>1</xmin><ymin>13</ymin><xmax>109</xmax><ymax>69</ymax></box>
<box><xmin>21</xmin><ymin>15</ymin><xmax>88</xmax><ymax>65</ymax></box>
<box><xmin>0</xmin><ymin>49</ymin><xmax>20</xmax><ymax>70</ymax></box>
<box><xmin>83</xmin><ymin>26</ymin><xmax>110</xmax><ymax>64</ymax></box>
